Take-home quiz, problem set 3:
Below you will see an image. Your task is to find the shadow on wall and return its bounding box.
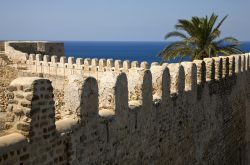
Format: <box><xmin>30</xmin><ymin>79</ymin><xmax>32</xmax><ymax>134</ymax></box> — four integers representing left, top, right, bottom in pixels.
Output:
<box><xmin>9</xmin><ymin>42</ymin><xmax>65</xmax><ymax>57</ymax></box>
<box><xmin>0</xmin><ymin>42</ymin><xmax>5</xmax><ymax>51</ymax></box>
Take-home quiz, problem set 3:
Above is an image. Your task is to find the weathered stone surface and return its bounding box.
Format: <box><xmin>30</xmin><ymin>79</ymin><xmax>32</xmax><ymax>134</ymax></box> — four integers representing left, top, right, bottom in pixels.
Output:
<box><xmin>25</xmin><ymin>94</ymin><xmax>33</xmax><ymax>101</ymax></box>
<box><xmin>20</xmin><ymin>101</ymin><xmax>31</xmax><ymax>108</ymax></box>
<box><xmin>13</xmin><ymin>108</ymin><xmax>24</xmax><ymax>116</ymax></box>
<box><xmin>98</xmin><ymin>109</ymin><xmax>115</xmax><ymax>118</ymax></box>
<box><xmin>15</xmin><ymin>94</ymin><xmax>24</xmax><ymax>99</ymax></box>
<box><xmin>4</xmin><ymin>114</ymin><xmax>14</xmax><ymax>122</ymax></box>
<box><xmin>6</xmin><ymin>105</ymin><xmax>13</xmax><ymax>112</ymax></box>
<box><xmin>16</xmin><ymin>122</ymin><xmax>30</xmax><ymax>132</ymax></box>
<box><xmin>6</xmin><ymin>92</ymin><xmax>14</xmax><ymax>99</ymax></box>
<box><xmin>62</xmin><ymin>75</ymin><xmax>84</xmax><ymax>119</ymax></box>
<box><xmin>0</xmin><ymin>53</ymin><xmax>249</xmax><ymax>165</ymax></box>
<box><xmin>0</xmin><ymin>133</ymin><xmax>26</xmax><ymax>148</ymax></box>
<box><xmin>7</xmin><ymin>86</ymin><xmax>17</xmax><ymax>92</ymax></box>
<box><xmin>128</xmin><ymin>100</ymin><xmax>142</xmax><ymax>110</ymax></box>
<box><xmin>55</xmin><ymin>118</ymin><xmax>78</xmax><ymax>133</ymax></box>
<box><xmin>8</xmin><ymin>99</ymin><xmax>18</xmax><ymax>104</ymax></box>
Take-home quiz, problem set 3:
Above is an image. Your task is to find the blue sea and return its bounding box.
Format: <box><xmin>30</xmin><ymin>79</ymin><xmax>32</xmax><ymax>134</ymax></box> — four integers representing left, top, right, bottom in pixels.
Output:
<box><xmin>64</xmin><ymin>41</ymin><xmax>250</xmax><ymax>64</ymax></box>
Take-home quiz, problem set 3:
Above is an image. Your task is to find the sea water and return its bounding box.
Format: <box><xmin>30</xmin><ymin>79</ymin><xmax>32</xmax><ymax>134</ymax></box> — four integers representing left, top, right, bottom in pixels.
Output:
<box><xmin>64</xmin><ymin>41</ymin><xmax>250</xmax><ymax>64</ymax></box>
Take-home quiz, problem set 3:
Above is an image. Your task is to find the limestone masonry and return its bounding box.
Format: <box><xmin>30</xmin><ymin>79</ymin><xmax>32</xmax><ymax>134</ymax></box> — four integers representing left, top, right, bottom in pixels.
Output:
<box><xmin>3</xmin><ymin>41</ymin><xmax>64</xmax><ymax>63</ymax></box>
<box><xmin>0</xmin><ymin>42</ymin><xmax>250</xmax><ymax>164</ymax></box>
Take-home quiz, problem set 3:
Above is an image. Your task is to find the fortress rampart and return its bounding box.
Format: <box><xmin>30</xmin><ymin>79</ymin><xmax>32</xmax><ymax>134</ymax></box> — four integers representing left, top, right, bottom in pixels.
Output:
<box><xmin>19</xmin><ymin>54</ymin><xmax>153</xmax><ymax>89</ymax></box>
<box><xmin>24</xmin><ymin>54</ymin><xmax>150</xmax><ymax>76</ymax></box>
<box><xmin>3</xmin><ymin>41</ymin><xmax>64</xmax><ymax>64</ymax></box>
<box><xmin>0</xmin><ymin>51</ymin><xmax>250</xmax><ymax>164</ymax></box>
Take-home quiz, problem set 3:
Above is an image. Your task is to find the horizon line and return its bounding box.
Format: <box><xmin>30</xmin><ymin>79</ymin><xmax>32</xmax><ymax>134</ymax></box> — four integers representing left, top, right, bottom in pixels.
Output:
<box><xmin>1</xmin><ymin>40</ymin><xmax>250</xmax><ymax>43</ymax></box>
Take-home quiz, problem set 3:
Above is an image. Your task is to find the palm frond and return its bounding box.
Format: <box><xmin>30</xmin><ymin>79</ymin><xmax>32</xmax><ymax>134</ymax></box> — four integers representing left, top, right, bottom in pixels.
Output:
<box><xmin>175</xmin><ymin>19</ymin><xmax>196</xmax><ymax>37</ymax></box>
<box><xmin>217</xmin><ymin>37</ymin><xmax>239</xmax><ymax>45</ymax></box>
<box><xmin>158</xmin><ymin>41</ymin><xmax>193</xmax><ymax>61</ymax></box>
<box><xmin>208</xmin><ymin>13</ymin><xmax>218</xmax><ymax>31</ymax></box>
<box><xmin>220</xmin><ymin>44</ymin><xmax>244</xmax><ymax>54</ymax></box>
<box><xmin>214</xmin><ymin>15</ymin><xmax>228</xmax><ymax>32</ymax></box>
<box><xmin>161</xmin><ymin>47</ymin><xmax>193</xmax><ymax>62</ymax></box>
<box><xmin>164</xmin><ymin>31</ymin><xmax>188</xmax><ymax>39</ymax></box>
<box><xmin>158</xmin><ymin>41</ymin><xmax>188</xmax><ymax>57</ymax></box>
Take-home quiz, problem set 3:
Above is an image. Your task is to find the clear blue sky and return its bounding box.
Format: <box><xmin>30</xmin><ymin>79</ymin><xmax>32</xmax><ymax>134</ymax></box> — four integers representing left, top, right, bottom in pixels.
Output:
<box><xmin>1</xmin><ymin>0</ymin><xmax>250</xmax><ymax>41</ymax></box>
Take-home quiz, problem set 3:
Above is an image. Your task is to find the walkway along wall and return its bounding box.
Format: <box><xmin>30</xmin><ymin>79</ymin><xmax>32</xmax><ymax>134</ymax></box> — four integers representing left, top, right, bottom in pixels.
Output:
<box><xmin>0</xmin><ymin>53</ymin><xmax>250</xmax><ymax>164</ymax></box>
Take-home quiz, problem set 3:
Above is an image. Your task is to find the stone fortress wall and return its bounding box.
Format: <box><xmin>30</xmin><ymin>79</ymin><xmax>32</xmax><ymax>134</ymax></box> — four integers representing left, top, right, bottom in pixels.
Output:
<box><xmin>0</xmin><ymin>45</ymin><xmax>250</xmax><ymax>164</ymax></box>
<box><xmin>20</xmin><ymin>54</ymin><xmax>152</xmax><ymax>89</ymax></box>
<box><xmin>3</xmin><ymin>41</ymin><xmax>64</xmax><ymax>64</ymax></box>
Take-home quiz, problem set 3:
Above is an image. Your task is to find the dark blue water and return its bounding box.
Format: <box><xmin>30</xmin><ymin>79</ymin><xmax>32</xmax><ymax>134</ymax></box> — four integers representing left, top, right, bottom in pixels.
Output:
<box><xmin>64</xmin><ymin>41</ymin><xmax>250</xmax><ymax>63</ymax></box>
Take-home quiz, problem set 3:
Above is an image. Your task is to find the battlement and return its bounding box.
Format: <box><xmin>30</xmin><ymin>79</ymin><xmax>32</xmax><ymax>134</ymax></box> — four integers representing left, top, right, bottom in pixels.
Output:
<box><xmin>23</xmin><ymin>54</ymin><xmax>152</xmax><ymax>78</ymax></box>
<box><xmin>20</xmin><ymin>53</ymin><xmax>249</xmax><ymax>86</ymax></box>
<box><xmin>0</xmin><ymin>52</ymin><xmax>250</xmax><ymax>164</ymax></box>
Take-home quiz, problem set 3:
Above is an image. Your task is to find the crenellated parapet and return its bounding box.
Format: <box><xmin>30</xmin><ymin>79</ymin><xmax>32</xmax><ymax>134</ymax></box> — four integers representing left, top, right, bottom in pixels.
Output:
<box><xmin>12</xmin><ymin>52</ymin><xmax>250</xmax><ymax>121</ymax></box>
<box><xmin>22</xmin><ymin>52</ymin><xmax>249</xmax><ymax>82</ymax></box>
<box><xmin>23</xmin><ymin>54</ymin><xmax>151</xmax><ymax>78</ymax></box>
<box><xmin>0</xmin><ymin>53</ymin><xmax>250</xmax><ymax>164</ymax></box>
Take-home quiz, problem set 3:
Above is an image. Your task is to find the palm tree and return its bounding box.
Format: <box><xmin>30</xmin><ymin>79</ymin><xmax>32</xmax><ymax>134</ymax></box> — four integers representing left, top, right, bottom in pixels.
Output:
<box><xmin>158</xmin><ymin>13</ymin><xmax>243</xmax><ymax>62</ymax></box>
